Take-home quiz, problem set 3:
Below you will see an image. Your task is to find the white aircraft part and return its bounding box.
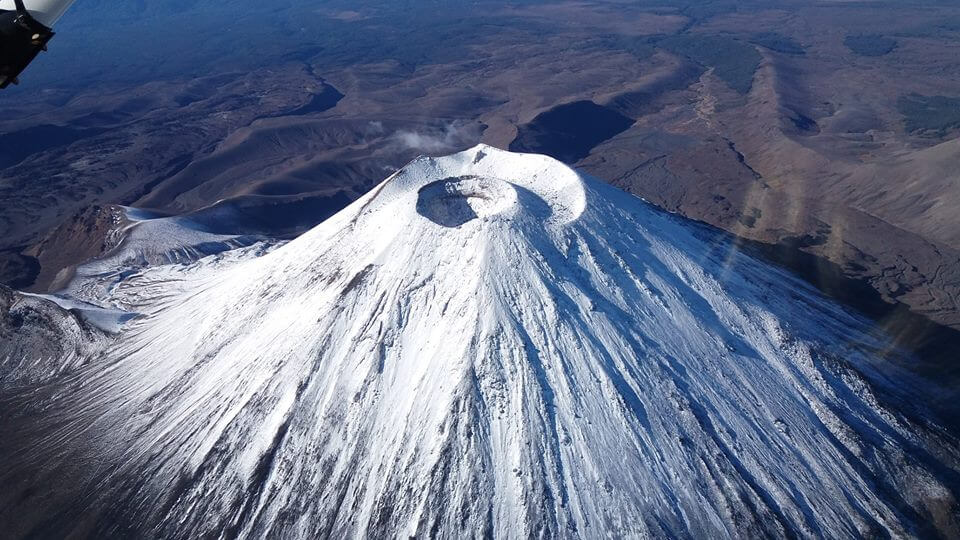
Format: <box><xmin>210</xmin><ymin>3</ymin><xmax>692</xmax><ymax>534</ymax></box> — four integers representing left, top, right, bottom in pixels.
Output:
<box><xmin>0</xmin><ymin>0</ymin><xmax>76</xmax><ymax>26</ymax></box>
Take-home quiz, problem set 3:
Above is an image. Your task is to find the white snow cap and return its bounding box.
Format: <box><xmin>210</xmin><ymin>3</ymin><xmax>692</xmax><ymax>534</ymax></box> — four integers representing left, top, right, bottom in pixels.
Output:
<box><xmin>3</xmin><ymin>145</ymin><xmax>959</xmax><ymax>539</ymax></box>
<box><xmin>374</xmin><ymin>143</ymin><xmax>587</xmax><ymax>227</ymax></box>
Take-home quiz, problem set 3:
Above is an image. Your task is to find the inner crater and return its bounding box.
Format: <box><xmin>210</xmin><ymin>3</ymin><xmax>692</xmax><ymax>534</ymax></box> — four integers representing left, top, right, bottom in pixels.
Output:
<box><xmin>416</xmin><ymin>175</ymin><xmax>517</xmax><ymax>227</ymax></box>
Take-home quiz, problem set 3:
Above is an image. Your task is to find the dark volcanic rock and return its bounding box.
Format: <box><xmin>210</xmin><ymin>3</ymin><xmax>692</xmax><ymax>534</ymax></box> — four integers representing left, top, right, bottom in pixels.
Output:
<box><xmin>284</xmin><ymin>84</ymin><xmax>345</xmax><ymax>117</ymax></box>
<box><xmin>510</xmin><ymin>101</ymin><xmax>635</xmax><ymax>163</ymax></box>
<box><xmin>24</xmin><ymin>205</ymin><xmax>126</xmax><ymax>293</ymax></box>
<box><xmin>0</xmin><ymin>125</ymin><xmax>109</xmax><ymax>169</ymax></box>
<box><xmin>0</xmin><ymin>248</ymin><xmax>39</xmax><ymax>290</ymax></box>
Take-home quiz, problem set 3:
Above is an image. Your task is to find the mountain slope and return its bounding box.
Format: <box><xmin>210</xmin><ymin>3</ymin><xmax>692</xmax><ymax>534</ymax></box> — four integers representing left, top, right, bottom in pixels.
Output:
<box><xmin>1</xmin><ymin>145</ymin><xmax>958</xmax><ymax>538</ymax></box>
<box><xmin>0</xmin><ymin>286</ymin><xmax>107</xmax><ymax>387</ymax></box>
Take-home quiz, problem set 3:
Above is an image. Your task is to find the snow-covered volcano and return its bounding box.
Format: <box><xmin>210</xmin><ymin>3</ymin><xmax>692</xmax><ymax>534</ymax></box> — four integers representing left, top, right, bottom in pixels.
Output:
<box><xmin>1</xmin><ymin>145</ymin><xmax>959</xmax><ymax>538</ymax></box>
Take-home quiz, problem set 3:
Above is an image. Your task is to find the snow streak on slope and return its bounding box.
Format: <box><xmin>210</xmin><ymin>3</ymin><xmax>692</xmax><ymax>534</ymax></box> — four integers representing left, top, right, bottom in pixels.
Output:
<box><xmin>0</xmin><ymin>286</ymin><xmax>107</xmax><ymax>387</ymax></box>
<box><xmin>65</xmin><ymin>206</ymin><xmax>263</xmax><ymax>308</ymax></box>
<box><xmin>1</xmin><ymin>145</ymin><xmax>959</xmax><ymax>539</ymax></box>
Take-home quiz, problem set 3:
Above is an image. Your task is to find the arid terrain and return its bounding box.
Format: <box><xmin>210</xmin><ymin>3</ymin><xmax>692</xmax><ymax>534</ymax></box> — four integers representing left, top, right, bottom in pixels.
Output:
<box><xmin>2</xmin><ymin>0</ymin><xmax>960</xmax><ymax>370</ymax></box>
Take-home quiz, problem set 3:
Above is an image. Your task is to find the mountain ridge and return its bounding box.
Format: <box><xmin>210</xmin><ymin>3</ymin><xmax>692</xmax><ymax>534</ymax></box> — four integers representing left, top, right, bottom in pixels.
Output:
<box><xmin>1</xmin><ymin>145</ymin><xmax>958</xmax><ymax>538</ymax></box>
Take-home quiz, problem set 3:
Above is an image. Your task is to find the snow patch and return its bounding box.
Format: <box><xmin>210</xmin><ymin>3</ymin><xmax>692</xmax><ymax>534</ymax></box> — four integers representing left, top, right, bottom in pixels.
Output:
<box><xmin>21</xmin><ymin>293</ymin><xmax>136</xmax><ymax>333</ymax></box>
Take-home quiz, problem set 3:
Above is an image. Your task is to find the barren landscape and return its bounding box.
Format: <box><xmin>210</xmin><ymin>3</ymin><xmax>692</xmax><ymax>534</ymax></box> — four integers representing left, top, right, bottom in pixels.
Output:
<box><xmin>4</xmin><ymin>2</ymin><xmax>960</xmax><ymax>536</ymax></box>
<box><xmin>2</xmin><ymin>0</ymin><xmax>960</xmax><ymax>372</ymax></box>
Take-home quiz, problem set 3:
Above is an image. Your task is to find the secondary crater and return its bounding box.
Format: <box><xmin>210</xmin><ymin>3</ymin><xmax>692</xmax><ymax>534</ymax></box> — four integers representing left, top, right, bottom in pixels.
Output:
<box><xmin>417</xmin><ymin>175</ymin><xmax>517</xmax><ymax>227</ymax></box>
